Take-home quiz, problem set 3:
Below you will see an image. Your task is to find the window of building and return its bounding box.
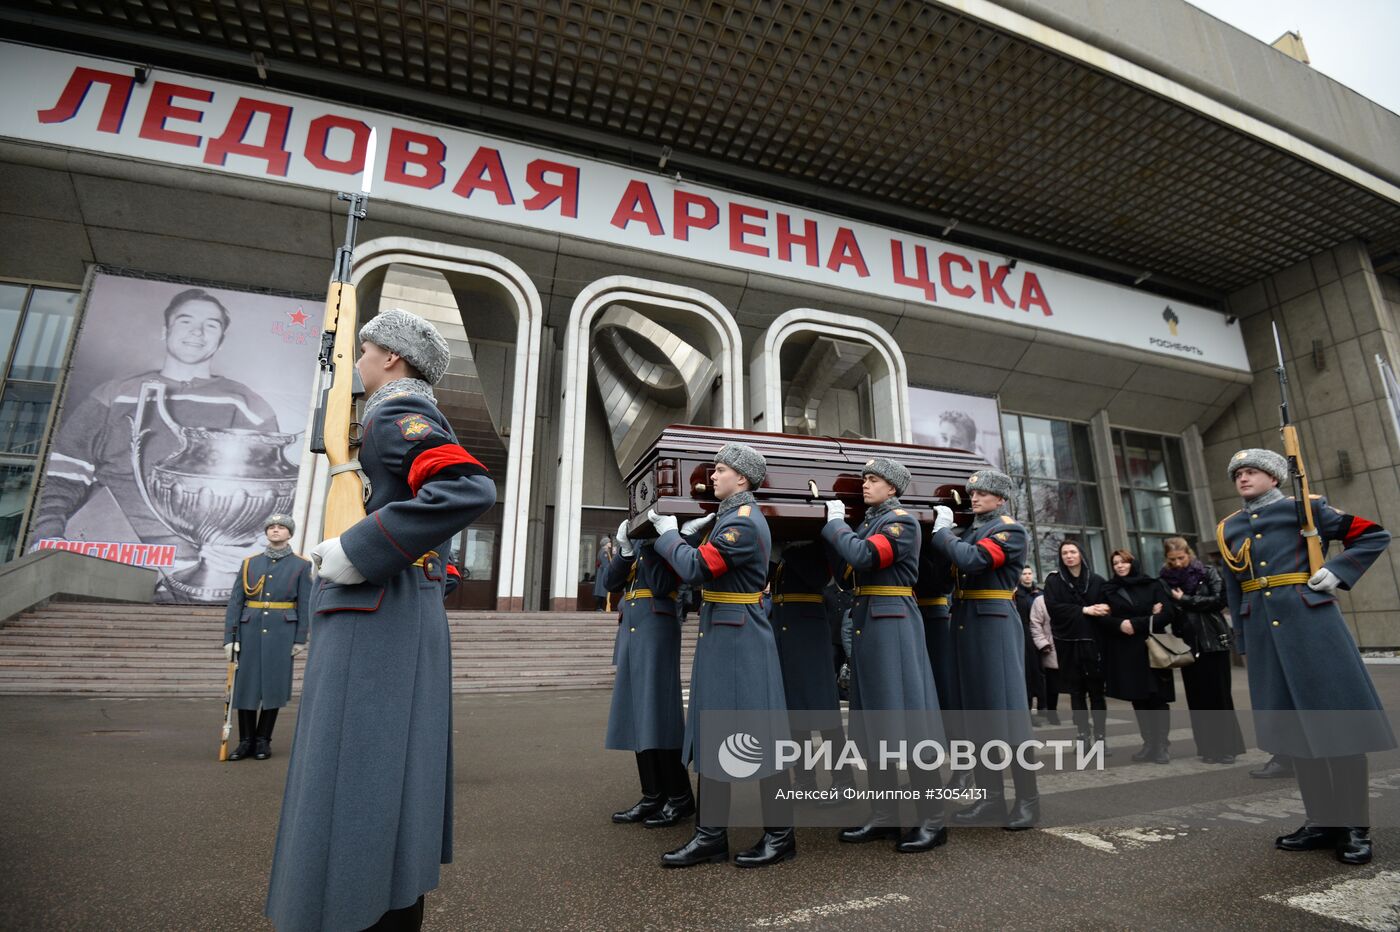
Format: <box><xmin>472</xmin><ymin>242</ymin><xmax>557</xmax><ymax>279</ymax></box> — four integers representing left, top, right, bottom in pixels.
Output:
<box><xmin>1113</xmin><ymin>428</ymin><xmax>1197</xmax><ymax>570</ymax></box>
<box><xmin>0</xmin><ymin>282</ymin><xmax>80</xmax><ymax>562</ymax></box>
<box><xmin>1001</xmin><ymin>413</ymin><xmax>1106</xmax><ymax>580</ymax></box>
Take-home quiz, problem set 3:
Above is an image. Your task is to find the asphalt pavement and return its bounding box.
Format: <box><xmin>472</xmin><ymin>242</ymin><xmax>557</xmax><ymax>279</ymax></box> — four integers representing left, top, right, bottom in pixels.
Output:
<box><xmin>4</xmin><ymin>668</ymin><xmax>1400</xmax><ymax>931</ymax></box>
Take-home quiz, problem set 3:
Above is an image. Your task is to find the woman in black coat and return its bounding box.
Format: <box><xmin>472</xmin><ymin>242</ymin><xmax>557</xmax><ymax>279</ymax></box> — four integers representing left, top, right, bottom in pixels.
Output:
<box><xmin>1100</xmin><ymin>549</ymin><xmax>1176</xmax><ymax>764</ymax></box>
<box><xmin>1042</xmin><ymin>539</ymin><xmax>1110</xmax><ymax>749</ymax></box>
<box><xmin>1161</xmin><ymin>538</ymin><xmax>1246</xmax><ymax>765</ymax></box>
<box><xmin>1014</xmin><ymin>566</ymin><xmax>1046</xmax><ymax>719</ymax></box>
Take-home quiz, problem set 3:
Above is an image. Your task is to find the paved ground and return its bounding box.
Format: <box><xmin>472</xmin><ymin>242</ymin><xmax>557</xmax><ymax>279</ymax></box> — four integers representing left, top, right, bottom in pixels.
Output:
<box><xmin>4</xmin><ymin>669</ymin><xmax>1400</xmax><ymax>931</ymax></box>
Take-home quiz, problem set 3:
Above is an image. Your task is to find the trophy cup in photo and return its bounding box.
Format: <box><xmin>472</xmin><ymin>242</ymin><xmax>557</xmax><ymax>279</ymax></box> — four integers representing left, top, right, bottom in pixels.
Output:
<box><xmin>129</xmin><ymin>381</ymin><xmax>300</xmax><ymax>601</ymax></box>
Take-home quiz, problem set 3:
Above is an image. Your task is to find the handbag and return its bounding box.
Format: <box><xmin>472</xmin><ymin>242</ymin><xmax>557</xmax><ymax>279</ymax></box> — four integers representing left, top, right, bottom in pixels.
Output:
<box><xmin>1146</xmin><ymin>625</ymin><xmax>1196</xmax><ymax>669</ymax></box>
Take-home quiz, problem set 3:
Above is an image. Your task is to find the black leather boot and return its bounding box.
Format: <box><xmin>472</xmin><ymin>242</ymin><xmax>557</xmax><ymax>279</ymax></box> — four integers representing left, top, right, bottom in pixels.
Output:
<box><xmin>896</xmin><ymin>819</ymin><xmax>948</xmax><ymax>853</ymax></box>
<box><xmin>1251</xmin><ymin>754</ymin><xmax>1293</xmax><ymax>779</ymax></box>
<box><xmin>947</xmin><ymin>768</ymin><xmax>976</xmax><ymax>793</ymax></box>
<box><xmin>1276</xmin><ymin>822</ymin><xmax>1341</xmax><ymax>851</ymax></box>
<box><xmin>253</xmin><ymin>708</ymin><xmax>278</xmax><ymax>759</ymax></box>
<box><xmin>228</xmin><ymin>710</ymin><xmax>256</xmax><ymax>760</ymax></box>
<box><xmin>839</xmin><ymin>808</ymin><xmax>901</xmax><ymax>843</ymax></box>
<box><xmin>1005</xmin><ymin>764</ymin><xmax>1040</xmax><ymax>831</ymax></box>
<box><xmin>1336</xmin><ymin>827</ymin><xmax>1373</xmax><ymax>865</ymax></box>
<box><xmin>644</xmin><ymin>793</ymin><xmax>696</xmax><ymax>828</ymax></box>
<box><xmin>734</xmin><ymin>828</ymin><xmax>796</xmax><ymax>867</ymax></box>
<box><xmin>614</xmin><ymin>751</ymin><xmax>665</xmax><ymax>823</ymax></box>
<box><xmin>1131</xmin><ymin>742</ymin><xmax>1152</xmax><ymax>762</ymax></box>
<box><xmin>661</xmin><ymin>826</ymin><xmax>729</xmax><ymax>867</ymax></box>
<box><xmin>952</xmin><ymin>766</ymin><xmax>1006</xmax><ymax>826</ymax></box>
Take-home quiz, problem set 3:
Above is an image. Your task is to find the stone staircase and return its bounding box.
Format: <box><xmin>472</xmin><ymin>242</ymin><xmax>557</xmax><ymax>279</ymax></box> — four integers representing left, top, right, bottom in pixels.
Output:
<box><xmin>0</xmin><ymin>601</ymin><xmax>698</xmax><ymax>697</ymax></box>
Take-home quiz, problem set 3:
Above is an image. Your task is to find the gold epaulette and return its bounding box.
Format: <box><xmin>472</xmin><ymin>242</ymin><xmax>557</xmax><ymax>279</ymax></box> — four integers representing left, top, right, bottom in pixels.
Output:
<box><xmin>894</xmin><ymin>508</ymin><xmax>907</xmax><ymax>516</ymax></box>
<box><xmin>738</xmin><ymin>505</ymin><xmax>752</xmax><ymax>517</ymax></box>
<box><xmin>1000</xmin><ymin>515</ymin><xmax>1015</xmax><ymax>525</ymax></box>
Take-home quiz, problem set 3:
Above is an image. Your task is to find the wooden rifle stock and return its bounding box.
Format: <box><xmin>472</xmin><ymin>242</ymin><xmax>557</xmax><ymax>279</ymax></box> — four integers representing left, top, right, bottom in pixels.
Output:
<box><xmin>1281</xmin><ymin>422</ymin><xmax>1325</xmax><ymax>575</ymax></box>
<box><xmin>319</xmin><ymin>280</ymin><xmax>367</xmax><ymax>538</ymax></box>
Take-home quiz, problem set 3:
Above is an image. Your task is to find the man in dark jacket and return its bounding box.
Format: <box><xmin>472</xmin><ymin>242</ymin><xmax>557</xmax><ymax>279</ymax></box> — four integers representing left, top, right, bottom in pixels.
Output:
<box><xmin>266</xmin><ymin>308</ymin><xmax>497</xmax><ymax>932</ymax></box>
<box><xmin>222</xmin><ymin>513</ymin><xmax>311</xmax><ymax>761</ymax></box>
<box><xmin>1219</xmin><ymin>448</ymin><xmax>1393</xmax><ymax>865</ymax></box>
<box><xmin>1042</xmin><ymin>540</ymin><xmax>1111</xmax><ymax>752</ymax></box>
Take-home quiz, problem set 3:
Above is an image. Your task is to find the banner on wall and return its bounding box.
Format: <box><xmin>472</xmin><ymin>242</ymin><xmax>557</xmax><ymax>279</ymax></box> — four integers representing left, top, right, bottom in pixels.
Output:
<box><xmin>0</xmin><ymin>41</ymin><xmax>1251</xmax><ymax>372</ymax></box>
<box><xmin>28</xmin><ymin>270</ymin><xmax>321</xmax><ymax>603</ymax></box>
<box><xmin>909</xmin><ymin>386</ymin><xmax>1004</xmax><ymax>470</ymax></box>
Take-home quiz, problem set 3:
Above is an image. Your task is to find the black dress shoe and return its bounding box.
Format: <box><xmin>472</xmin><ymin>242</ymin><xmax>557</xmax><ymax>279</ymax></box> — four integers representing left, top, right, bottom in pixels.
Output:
<box><xmin>951</xmin><ymin>798</ymin><xmax>1008</xmax><ymax>827</ymax></box>
<box><xmin>1336</xmin><ymin>827</ymin><xmax>1372</xmax><ymax>865</ymax></box>
<box><xmin>612</xmin><ymin>794</ymin><xmax>664</xmax><ymax>824</ymax></box>
<box><xmin>642</xmin><ymin>795</ymin><xmax>695</xmax><ymax>828</ymax></box>
<box><xmin>1217</xmin><ymin>754</ymin><xmax>1237</xmax><ymax>765</ymax></box>
<box><xmin>661</xmin><ymin>827</ymin><xmax>729</xmax><ymax>867</ymax></box>
<box><xmin>1251</xmin><ymin>756</ymin><xmax>1294</xmax><ymax>779</ymax></box>
<box><xmin>734</xmin><ymin>829</ymin><xmax>796</xmax><ymax>868</ymax></box>
<box><xmin>253</xmin><ymin>738</ymin><xmax>272</xmax><ymax>760</ymax></box>
<box><xmin>227</xmin><ymin>738</ymin><xmax>253</xmax><ymax>761</ymax></box>
<box><xmin>947</xmin><ymin>769</ymin><xmax>976</xmax><ymax>793</ymax></box>
<box><xmin>839</xmin><ymin>814</ymin><xmax>902</xmax><ymax>843</ymax></box>
<box><xmin>1131</xmin><ymin>743</ymin><xmax>1152</xmax><ymax>762</ymax></box>
<box><xmin>896</xmin><ymin>820</ymin><xmax>948</xmax><ymax>853</ymax></box>
<box><xmin>1276</xmin><ymin>822</ymin><xmax>1340</xmax><ymax>851</ymax></box>
<box><xmin>1150</xmin><ymin>745</ymin><xmax>1170</xmax><ymax>765</ymax></box>
<box><xmin>1004</xmin><ymin>797</ymin><xmax>1040</xmax><ymax>831</ymax></box>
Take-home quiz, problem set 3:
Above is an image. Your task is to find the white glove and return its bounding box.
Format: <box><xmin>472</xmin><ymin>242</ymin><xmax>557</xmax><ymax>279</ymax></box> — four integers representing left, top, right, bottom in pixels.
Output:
<box><xmin>932</xmin><ymin>505</ymin><xmax>955</xmax><ymax>533</ymax></box>
<box><xmin>1307</xmin><ymin>567</ymin><xmax>1341</xmax><ymax>594</ymax></box>
<box><xmin>824</xmin><ymin>498</ymin><xmax>846</xmax><ymax>524</ymax></box>
<box><xmin>223</xmin><ymin>642</ymin><xmax>235</xmax><ymax>662</ymax></box>
<box><xmin>680</xmin><ymin>513</ymin><xmax>715</xmax><ymax>537</ymax></box>
<box><xmin>647</xmin><ymin>509</ymin><xmax>678</xmax><ymax>536</ymax></box>
<box><xmin>291</xmin><ymin>643</ymin><xmax>306</xmax><ymax>658</ymax></box>
<box><xmin>310</xmin><ymin>536</ymin><xmax>367</xmax><ymax>585</ymax></box>
<box><xmin>615</xmin><ymin>519</ymin><xmax>634</xmax><ymax>557</ymax></box>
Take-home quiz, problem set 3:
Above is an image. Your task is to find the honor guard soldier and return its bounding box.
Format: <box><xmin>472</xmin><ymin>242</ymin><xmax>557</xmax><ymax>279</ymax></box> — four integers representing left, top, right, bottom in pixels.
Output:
<box><xmin>266</xmin><ymin>309</ymin><xmax>497</xmax><ymax>932</ymax></box>
<box><xmin>823</xmin><ymin>458</ymin><xmax>948</xmax><ymax>853</ymax></box>
<box><xmin>929</xmin><ymin>469</ymin><xmax>1040</xmax><ymax>830</ymax></box>
<box><xmin>1219</xmin><ymin>448</ymin><xmax>1393</xmax><ymax>865</ymax></box>
<box><xmin>221</xmin><ymin>514</ymin><xmax>311</xmax><ymax>761</ymax></box>
<box><xmin>771</xmin><ymin>541</ymin><xmax>851</xmax><ymax>795</ymax></box>
<box><xmin>605</xmin><ymin>515</ymin><xmax>710</xmax><ymax>829</ymax></box>
<box><xmin>648</xmin><ymin>442</ymin><xmax>794</xmax><ymax>869</ymax></box>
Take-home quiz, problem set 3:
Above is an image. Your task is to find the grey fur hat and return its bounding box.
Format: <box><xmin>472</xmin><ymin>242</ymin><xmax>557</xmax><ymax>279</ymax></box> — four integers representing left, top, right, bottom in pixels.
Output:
<box><xmin>715</xmin><ymin>442</ymin><xmax>766</xmax><ymax>490</ymax></box>
<box><xmin>966</xmin><ymin>468</ymin><xmax>1016</xmax><ymax>501</ymax></box>
<box><xmin>1228</xmin><ymin>447</ymin><xmax>1289</xmax><ymax>485</ymax></box>
<box><xmin>862</xmin><ymin>456</ymin><xmax>911</xmax><ymax>495</ymax></box>
<box><xmin>265</xmin><ymin>513</ymin><xmax>295</xmax><ymax>533</ymax></box>
<box><xmin>358</xmin><ymin>308</ymin><xmax>451</xmax><ymax>385</ymax></box>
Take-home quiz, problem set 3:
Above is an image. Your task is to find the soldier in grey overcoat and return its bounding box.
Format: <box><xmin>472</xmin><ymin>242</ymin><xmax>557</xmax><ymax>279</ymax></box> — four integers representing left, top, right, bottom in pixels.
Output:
<box><xmin>649</xmin><ymin>442</ymin><xmax>794</xmax><ymax>869</ymax></box>
<box><xmin>222</xmin><ymin>513</ymin><xmax>311</xmax><ymax>761</ymax></box>
<box><xmin>266</xmin><ymin>309</ymin><xmax>496</xmax><ymax>932</ymax></box>
<box><xmin>822</xmin><ymin>457</ymin><xmax>948</xmax><ymax>853</ymax></box>
<box><xmin>929</xmin><ymin>469</ymin><xmax>1039</xmax><ymax>830</ymax></box>
<box><xmin>605</xmin><ymin>517</ymin><xmax>706</xmax><ymax>829</ymax></box>
<box><xmin>1219</xmin><ymin>448</ymin><xmax>1393</xmax><ymax>866</ymax></box>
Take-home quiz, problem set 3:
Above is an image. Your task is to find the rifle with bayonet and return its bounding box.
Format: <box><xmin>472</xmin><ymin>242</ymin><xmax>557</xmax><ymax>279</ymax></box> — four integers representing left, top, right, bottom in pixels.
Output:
<box><xmin>1272</xmin><ymin>320</ymin><xmax>1325</xmax><ymax>575</ymax></box>
<box><xmin>310</xmin><ymin>129</ymin><xmax>377</xmax><ymax>539</ymax></box>
<box><xmin>219</xmin><ymin>628</ymin><xmax>239</xmax><ymax>761</ymax></box>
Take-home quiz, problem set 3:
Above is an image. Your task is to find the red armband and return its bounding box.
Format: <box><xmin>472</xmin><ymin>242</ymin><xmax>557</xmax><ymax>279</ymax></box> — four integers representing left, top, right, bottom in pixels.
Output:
<box><xmin>976</xmin><ymin>537</ymin><xmax>1006</xmax><ymax>569</ymax></box>
<box><xmin>407</xmin><ymin>444</ymin><xmax>486</xmax><ymax>495</ymax></box>
<box><xmin>1345</xmin><ymin>515</ymin><xmax>1380</xmax><ymax>544</ymax></box>
<box><xmin>868</xmin><ymin>533</ymin><xmax>894</xmax><ymax>569</ymax></box>
<box><xmin>698</xmin><ymin>542</ymin><xmax>729</xmax><ymax>577</ymax></box>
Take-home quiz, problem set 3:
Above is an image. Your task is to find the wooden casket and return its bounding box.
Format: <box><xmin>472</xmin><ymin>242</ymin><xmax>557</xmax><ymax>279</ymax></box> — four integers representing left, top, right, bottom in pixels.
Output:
<box><xmin>624</xmin><ymin>425</ymin><xmax>993</xmax><ymax>543</ymax></box>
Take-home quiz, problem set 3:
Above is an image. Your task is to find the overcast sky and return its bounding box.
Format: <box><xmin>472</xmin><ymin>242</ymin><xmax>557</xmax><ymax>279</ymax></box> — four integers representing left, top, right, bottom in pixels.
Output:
<box><xmin>1185</xmin><ymin>0</ymin><xmax>1400</xmax><ymax>115</ymax></box>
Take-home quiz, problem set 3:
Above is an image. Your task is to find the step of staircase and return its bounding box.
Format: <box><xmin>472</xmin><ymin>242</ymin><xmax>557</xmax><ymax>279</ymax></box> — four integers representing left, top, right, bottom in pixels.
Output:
<box><xmin>0</xmin><ymin>601</ymin><xmax>699</xmax><ymax>697</ymax></box>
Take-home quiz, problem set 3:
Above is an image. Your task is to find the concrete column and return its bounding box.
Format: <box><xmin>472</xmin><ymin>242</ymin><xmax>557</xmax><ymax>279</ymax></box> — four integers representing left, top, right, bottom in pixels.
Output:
<box><xmin>1180</xmin><ymin>424</ymin><xmax>1217</xmax><ymax>553</ymax></box>
<box><xmin>1088</xmin><ymin>409</ymin><xmax>1129</xmax><ymax>550</ymax></box>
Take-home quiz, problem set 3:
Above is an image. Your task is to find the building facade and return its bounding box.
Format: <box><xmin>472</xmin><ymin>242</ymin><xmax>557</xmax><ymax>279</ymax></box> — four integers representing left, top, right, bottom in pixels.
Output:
<box><xmin>0</xmin><ymin>1</ymin><xmax>1398</xmax><ymax>642</ymax></box>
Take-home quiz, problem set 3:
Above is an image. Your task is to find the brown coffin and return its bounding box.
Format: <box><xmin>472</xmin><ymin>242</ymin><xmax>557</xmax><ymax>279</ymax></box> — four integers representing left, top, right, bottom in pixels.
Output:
<box><xmin>625</xmin><ymin>425</ymin><xmax>993</xmax><ymax>543</ymax></box>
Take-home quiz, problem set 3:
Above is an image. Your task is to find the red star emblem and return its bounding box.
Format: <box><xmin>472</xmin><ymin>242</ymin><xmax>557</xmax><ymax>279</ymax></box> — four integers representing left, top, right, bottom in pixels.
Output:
<box><xmin>288</xmin><ymin>307</ymin><xmax>309</xmax><ymax>326</ymax></box>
